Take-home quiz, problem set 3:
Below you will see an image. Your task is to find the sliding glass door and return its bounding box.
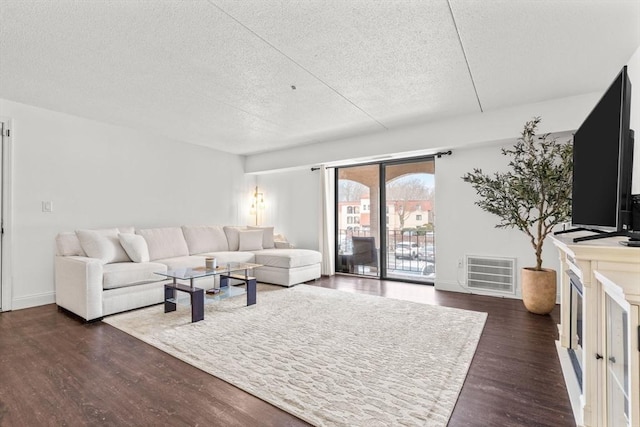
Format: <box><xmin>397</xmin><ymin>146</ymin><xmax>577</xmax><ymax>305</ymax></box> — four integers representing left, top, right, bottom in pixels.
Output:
<box><xmin>334</xmin><ymin>157</ymin><xmax>436</xmax><ymax>284</ymax></box>
<box><xmin>335</xmin><ymin>164</ymin><xmax>380</xmax><ymax>277</ymax></box>
<box><xmin>383</xmin><ymin>159</ymin><xmax>435</xmax><ymax>283</ymax></box>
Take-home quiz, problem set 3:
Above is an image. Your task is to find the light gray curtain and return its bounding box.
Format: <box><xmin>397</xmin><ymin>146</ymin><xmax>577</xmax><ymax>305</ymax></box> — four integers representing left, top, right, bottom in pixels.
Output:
<box><xmin>319</xmin><ymin>165</ymin><xmax>335</xmax><ymax>276</ymax></box>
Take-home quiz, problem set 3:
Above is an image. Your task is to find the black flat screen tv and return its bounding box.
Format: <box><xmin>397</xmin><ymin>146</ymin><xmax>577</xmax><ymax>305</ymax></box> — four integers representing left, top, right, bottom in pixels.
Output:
<box><xmin>570</xmin><ymin>65</ymin><xmax>635</xmax><ymax>242</ymax></box>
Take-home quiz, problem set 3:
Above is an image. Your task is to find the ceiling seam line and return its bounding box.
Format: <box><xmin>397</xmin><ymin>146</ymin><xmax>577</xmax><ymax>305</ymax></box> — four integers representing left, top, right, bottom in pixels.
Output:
<box><xmin>446</xmin><ymin>0</ymin><xmax>483</xmax><ymax>113</ymax></box>
<box><xmin>207</xmin><ymin>0</ymin><xmax>388</xmax><ymax>130</ymax></box>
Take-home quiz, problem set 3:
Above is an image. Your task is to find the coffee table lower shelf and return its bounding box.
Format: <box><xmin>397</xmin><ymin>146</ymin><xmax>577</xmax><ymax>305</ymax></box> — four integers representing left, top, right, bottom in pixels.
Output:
<box><xmin>164</xmin><ymin>274</ymin><xmax>257</xmax><ymax>323</ymax></box>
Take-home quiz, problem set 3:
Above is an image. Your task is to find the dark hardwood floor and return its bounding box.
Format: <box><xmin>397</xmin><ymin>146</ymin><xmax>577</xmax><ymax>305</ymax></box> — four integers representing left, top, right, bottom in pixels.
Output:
<box><xmin>0</xmin><ymin>275</ymin><xmax>575</xmax><ymax>426</ymax></box>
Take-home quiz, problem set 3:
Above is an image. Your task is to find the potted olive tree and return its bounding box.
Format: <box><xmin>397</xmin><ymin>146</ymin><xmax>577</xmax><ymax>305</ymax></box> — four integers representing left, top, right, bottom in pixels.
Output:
<box><xmin>462</xmin><ymin>117</ymin><xmax>572</xmax><ymax>315</ymax></box>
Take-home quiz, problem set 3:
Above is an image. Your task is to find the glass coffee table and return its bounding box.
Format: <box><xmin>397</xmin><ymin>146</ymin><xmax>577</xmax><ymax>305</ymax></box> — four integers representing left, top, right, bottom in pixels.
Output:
<box><xmin>156</xmin><ymin>262</ymin><xmax>261</xmax><ymax>323</ymax></box>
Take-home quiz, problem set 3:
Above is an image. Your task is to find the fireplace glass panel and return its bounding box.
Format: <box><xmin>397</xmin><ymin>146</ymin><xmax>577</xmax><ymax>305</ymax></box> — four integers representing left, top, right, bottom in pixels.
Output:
<box><xmin>569</xmin><ymin>272</ymin><xmax>583</xmax><ymax>389</ymax></box>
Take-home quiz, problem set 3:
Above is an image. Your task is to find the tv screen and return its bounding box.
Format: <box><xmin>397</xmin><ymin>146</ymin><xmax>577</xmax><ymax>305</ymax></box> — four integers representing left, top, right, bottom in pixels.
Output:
<box><xmin>571</xmin><ymin>66</ymin><xmax>633</xmax><ymax>231</ymax></box>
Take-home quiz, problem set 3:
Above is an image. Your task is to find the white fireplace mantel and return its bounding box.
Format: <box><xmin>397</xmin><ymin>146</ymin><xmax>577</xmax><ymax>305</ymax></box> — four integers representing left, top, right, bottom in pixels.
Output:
<box><xmin>552</xmin><ymin>232</ymin><xmax>640</xmax><ymax>427</ymax></box>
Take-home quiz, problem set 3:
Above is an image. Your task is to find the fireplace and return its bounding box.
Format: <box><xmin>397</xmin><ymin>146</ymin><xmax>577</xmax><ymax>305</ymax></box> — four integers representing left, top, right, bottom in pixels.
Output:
<box><xmin>568</xmin><ymin>270</ymin><xmax>583</xmax><ymax>390</ymax></box>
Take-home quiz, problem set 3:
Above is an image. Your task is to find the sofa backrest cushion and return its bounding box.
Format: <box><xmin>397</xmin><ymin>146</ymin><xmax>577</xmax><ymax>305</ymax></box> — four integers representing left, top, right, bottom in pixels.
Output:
<box><xmin>119</xmin><ymin>233</ymin><xmax>151</xmax><ymax>263</ymax></box>
<box><xmin>117</xmin><ymin>226</ymin><xmax>135</xmax><ymax>234</ymax></box>
<box><xmin>247</xmin><ymin>225</ymin><xmax>275</xmax><ymax>249</ymax></box>
<box><xmin>181</xmin><ymin>225</ymin><xmax>229</xmax><ymax>254</ymax></box>
<box><xmin>137</xmin><ymin>227</ymin><xmax>189</xmax><ymax>261</ymax></box>
<box><xmin>56</xmin><ymin>232</ymin><xmax>87</xmax><ymax>256</ymax></box>
<box><xmin>238</xmin><ymin>229</ymin><xmax>264</xmax><ymax>251</ymax></box>
<box><xmin>76</xmin><ymin>228</ymin><xmax>132</xmax><ymax>263</ymax></box>
<box><xmin>223</xmin><ymin>226</ymin><xmax>247</xmax><ymax>251</ymax></box>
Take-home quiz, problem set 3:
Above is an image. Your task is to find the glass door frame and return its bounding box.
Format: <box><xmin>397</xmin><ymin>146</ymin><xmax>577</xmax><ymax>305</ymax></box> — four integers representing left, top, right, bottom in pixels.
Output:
<box><xmin>600</xmin><ymin>278</ymin><xmax>632</xmax><ymax>427</ymax></box>
<box><xmin>333</xmin><ymin>163</ymin><xmax>381</xmax><ymax>278</ymax></box>
<box><xmin>380</xmin><ymin>156</ymin><xmax>435</xmax><ymax>285</ymax></box>
<box><xmin>333</xmin><ymin>154</ymin><xmax>435</xmax><ymax>285</ymax></box>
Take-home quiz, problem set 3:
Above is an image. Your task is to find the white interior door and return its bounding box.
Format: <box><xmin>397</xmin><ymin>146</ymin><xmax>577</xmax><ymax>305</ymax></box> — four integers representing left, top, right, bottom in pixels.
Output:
<box><xmin>0</xmin><ymin>118</ymin><xmax>11</xmax><ymax>313</ymax></box>
<box><xmin>0</xmin><ymin>121</ymin><xmax>4</xmax><ymax>311</ymax></box>
<box><xmin>0</xmin><ymin>121</ymin><xmax>4</xmax><ymax>312</ymax></box>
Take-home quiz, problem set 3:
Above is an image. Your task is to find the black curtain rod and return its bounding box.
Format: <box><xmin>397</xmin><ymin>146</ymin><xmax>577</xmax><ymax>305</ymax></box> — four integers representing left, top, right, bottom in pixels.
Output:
<box><xmin>310</xmin><ymin>150</ymin><xmax>452</xmax><ymax>171</ymax></box>
<box><xmin>435</xmin><ymin>150</ymin><xmax>452</xmax><ymax>158</ymax></box>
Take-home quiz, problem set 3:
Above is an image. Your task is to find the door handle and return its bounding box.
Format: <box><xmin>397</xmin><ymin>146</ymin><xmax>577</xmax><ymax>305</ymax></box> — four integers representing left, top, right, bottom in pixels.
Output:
<box><xmin>609</xmin><ymin>356</ymin><xmax>616</xmax><ymax>363</ymax></box>
<box><xmin>596</xmin><ymin>354</ymin><xmax>603</xmax><ymax>360</ymax></box>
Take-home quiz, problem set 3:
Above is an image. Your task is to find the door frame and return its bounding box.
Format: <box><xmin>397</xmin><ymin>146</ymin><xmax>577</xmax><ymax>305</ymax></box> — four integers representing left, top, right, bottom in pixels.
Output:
<box><xmin>333</xmin><ymin>163</ymin><xmax>382</xmax><ymax>278</ymax></box>
<box><xmin>381</xmin><ymin>156</ymin><xmax>435</xmax><ymax>284</ymax></box>
<box><xmin>333</xmin><ymin>155</ymin><xmax>435</xmax><ymax>284</ymax></box>
<box><xmin>0</xmin><ymin>118</ymin><xmax>14</xmax><ymax>312</ymax></box>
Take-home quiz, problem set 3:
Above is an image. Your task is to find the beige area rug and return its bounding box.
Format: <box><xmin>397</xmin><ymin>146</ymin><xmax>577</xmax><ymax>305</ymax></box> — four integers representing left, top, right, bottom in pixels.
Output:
<box><xmin>104</xmin><ymin>284</ymin><xmax>487</xmax><ymax>426</ymax></box>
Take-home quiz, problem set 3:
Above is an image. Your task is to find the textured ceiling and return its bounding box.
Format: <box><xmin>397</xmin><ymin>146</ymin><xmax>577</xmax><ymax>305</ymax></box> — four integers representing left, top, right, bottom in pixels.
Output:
<box><xmin>0</xmin><ymin>0</ymin><xmax>638</xmax><ymax>155</ymax></box>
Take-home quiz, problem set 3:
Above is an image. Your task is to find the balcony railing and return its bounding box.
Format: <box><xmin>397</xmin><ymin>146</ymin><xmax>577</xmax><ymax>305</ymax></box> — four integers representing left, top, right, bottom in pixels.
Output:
<box><xmin>337</xmin><ymin>228</ymin><xmax>435</xmax><ymax>278</ymax></box>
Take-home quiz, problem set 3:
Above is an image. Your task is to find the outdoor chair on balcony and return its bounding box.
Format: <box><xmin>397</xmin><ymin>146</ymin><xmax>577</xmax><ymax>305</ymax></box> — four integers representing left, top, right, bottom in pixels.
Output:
<box><xmin>351</xmin><ymin>236</ymin><xmax>378</xmax><ymax>275</ymax></box>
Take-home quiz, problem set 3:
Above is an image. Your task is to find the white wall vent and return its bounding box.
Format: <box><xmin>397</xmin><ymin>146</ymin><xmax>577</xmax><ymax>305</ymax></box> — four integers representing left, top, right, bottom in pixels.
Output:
<box><xmin>466</xmin><ymin>256</ymin><xmax>516</xmax><ymax>294</ymax></box>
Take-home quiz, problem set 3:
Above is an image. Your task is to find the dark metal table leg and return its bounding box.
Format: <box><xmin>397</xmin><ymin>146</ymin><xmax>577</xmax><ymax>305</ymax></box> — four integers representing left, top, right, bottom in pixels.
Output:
<box><xmin>191</xmin><ymin>288</ymin><xmax>204</xmax><ymax>322</ymax></box>
<box><xmin>220</xmin><ymin>274</ymin><xmax>230</xmax><ymax>288</ymax></box>
<box><xmin>164</xmin><ymin>285</ymin><xmax>176</xmax><ymax>313</ymax></box>
<box><xmin>247</xmin><ymin>278</ymin><xmax>256</xmax><ymax>306</ymax></box>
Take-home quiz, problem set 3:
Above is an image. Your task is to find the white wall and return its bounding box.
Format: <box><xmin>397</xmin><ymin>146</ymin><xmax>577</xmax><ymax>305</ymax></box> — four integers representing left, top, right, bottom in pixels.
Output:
<box><xmin>253</xmin><ymin>169</ymin><xmax>321</xmax><ymax>251</ymax></box>
<box><xmin>434</xmin><ymin>141</ymin><xmax>562</xmax><ymax>296</ymax></box>
<box><xmin>0</xmin><ymin>99</ymin><xmax>245</xmax><ymax>310</ymax></box>
<box><xmin>249</xmin><ymin>139</ymin><xmax>563</xmax><ymax>298</ymax></box>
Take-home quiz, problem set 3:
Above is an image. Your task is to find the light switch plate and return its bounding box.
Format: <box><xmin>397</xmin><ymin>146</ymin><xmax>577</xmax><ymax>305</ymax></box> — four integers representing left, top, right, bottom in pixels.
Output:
<box><xmin>42</xmin><ymin>201</ymin><xmax>53</xmax><ymax>213</ymax></box>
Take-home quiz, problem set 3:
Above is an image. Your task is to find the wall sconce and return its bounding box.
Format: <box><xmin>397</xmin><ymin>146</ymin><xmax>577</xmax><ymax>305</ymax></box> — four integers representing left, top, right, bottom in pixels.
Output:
<box><xmin>250</xmin><ymin>186</ymin><xmax>265</xmax><ymax>225</ymax></box>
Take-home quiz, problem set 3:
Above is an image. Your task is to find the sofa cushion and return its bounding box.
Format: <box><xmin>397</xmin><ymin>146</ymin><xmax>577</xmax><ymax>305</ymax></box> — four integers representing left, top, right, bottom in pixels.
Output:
<box><xmin>102</xmin><ymin>262</ymin><xmax>167</xmax><ymax>289</ymax></box>
<box><xmin>76</xmin><ymin>229</ymin><xmax>131</xmax><ymax>264</ymax></box>
<box><xmin>199</xmin><ymin>251</ymin><xmax>256</xmax><ymax>264</ymax></box>
<box><xmin>118</xmin><ymin>233</ymin><xmax>150</xmax><ymax>263</ymax></box>
<box><xmin>248</xmin><ymin>226</ymin><xmax>275</xmax><ymax>249</ymax></box>
<box><xmin>56</xmin><ymin>232</ymin><xmax>87</xmax><ymax>256</ymax></box>
<box><xmin>238</xmin><ymin>230</ymin><xmax>263</xmax><ymax>251</ymax></box>
<box><xmin>154</xmin><ymin>255</ymin><xmax>208</xmax><ymax>270</ymax></box>
<box><xmin>137</xmin><ymin>227</ymin><xmax>189</xmax><ymax>261</ymax></box>
<box><xmin>223</xmin><ymin>226</ymin><xmax>246</xmax><ymax>251</ymax></box>
<box><xmin>253</xmin><ymin>249</ymin><xmax>322</xmax><ymax>269</ymax></box>
<box><xmin>181</xmin><ymin>225</ymin><xmax>229</xmax><ymax>254</ymax></box>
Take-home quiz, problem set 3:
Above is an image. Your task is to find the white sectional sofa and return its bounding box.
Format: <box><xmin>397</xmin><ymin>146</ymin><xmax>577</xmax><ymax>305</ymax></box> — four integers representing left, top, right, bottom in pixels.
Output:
<box><xmin>54</xmin><ymin>225</ymin><xmax>322</xmax><ymax>321</ymax></box>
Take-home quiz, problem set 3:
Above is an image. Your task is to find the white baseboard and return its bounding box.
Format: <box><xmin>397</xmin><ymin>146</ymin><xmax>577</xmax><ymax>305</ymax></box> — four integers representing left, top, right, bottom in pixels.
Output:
<box><xmin>434</xmin><ymin>279</ymin><xmax>471</xmax><ymax>293</ymax></box>
<box><xmin>11</xmin><ymin>291</ymin><xmax>55</xmax><ymax>310</ymax></box>
<box><xmin>435</xmin><ymin>279</ymin><xmax>522</xmax><ymax>299</ymax></box>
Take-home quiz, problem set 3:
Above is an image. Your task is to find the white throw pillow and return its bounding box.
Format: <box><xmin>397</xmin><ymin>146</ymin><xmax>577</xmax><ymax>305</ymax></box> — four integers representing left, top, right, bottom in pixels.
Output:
<box><xmin>118</xmin><ymin>233</ymin><xmax>150</xmax><ymax>263</ymax></box>
<box><xmin>55</xmin><ymin>232</ymin><xmax>87</xmax><ymax>256</ymax></box>
<box><xmin>76</xmin><ymin>229</ymin><xmax>131</xmax><ymax>263</ymax></box>
<box><xmin>238</xmin><ymin>230</ymin><xmax>264</xmax><ymax>251</ymax></box>
<box><xmin>248</xmin><ymin>226</ymin><xmax>275</xmax><ymax>249</ymax></box>
<box><xmin>223</xmin><ymin>226</ymin><xmax>247</xmax><ymax>251</ymax></box>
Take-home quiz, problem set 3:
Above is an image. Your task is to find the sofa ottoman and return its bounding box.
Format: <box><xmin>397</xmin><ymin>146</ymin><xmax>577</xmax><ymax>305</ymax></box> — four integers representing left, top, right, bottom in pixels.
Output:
<box><xmin>253</xmin><ymin>248</ymin><xmax>322</xmax><ymax>287</ymax></box>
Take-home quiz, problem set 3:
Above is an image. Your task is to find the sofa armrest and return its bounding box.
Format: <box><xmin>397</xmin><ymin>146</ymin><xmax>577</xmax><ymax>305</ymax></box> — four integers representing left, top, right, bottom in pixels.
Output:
<box><xmin>55</xmin><ymin>256</ymin><xmax>104</xmax><ymax>321</ymax></box>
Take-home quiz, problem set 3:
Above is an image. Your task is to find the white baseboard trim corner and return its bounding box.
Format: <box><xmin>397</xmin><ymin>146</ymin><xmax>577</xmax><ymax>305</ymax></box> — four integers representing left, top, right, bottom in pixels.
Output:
<box><xmin>11</xmin><ymin>291</ymin><xmax>55</xmax><ymax>311</ymax></box>
<box><xmin>434</xmin><ymin>279</ymin><xmax>471</xmax><ymax>294</ymax></box>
